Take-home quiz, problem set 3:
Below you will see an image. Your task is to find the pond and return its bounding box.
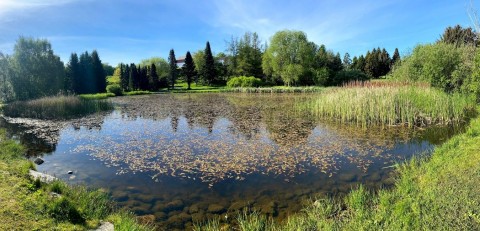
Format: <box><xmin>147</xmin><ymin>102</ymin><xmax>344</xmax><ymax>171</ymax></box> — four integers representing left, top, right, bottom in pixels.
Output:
<box><xmin>0</xmin><ymin>93</ymin><xmax>462</xmax><ymax>230</ymax></box>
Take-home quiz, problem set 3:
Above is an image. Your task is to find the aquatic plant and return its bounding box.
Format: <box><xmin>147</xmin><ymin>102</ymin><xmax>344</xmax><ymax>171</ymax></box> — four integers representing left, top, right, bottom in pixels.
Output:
<box><xmin>2</xmin><ymin>95</ymin><xmax>113</xmax><ymax>120</ymax></box>
<box><xmin>312</xmin><ymin>85</ymin><xmax>476</xmax><ymax>127</ymax></box>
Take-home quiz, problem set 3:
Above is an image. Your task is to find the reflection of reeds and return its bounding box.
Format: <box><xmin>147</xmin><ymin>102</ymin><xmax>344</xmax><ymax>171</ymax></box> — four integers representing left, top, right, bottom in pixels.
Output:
<box><xmin>312</xmin><ymin>85</ymin><xmax>476</xmax><ymax>127</ymax></box>
<box><xmin>3</xmin><ymin>95</ymin><xmax>113</xmax><ymax>120</ymax></box>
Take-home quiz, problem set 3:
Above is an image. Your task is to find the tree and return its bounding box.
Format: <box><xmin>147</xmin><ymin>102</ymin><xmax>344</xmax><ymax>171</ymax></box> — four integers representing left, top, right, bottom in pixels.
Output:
<box><xmin>439</xmin><ymin>24</ymin><xmax>478</xmax><ymax>47</ymax></box>
<box><xmin>193</xmin><ymin>50</ymin><xmax>205</xmax><ymax>84</ymax></box>
<box><xmin>203</xmin><ymin>41</ymin><xmax>217</xmax><ymax>85</ymax></box>
<box><xmin>65</xmin><ymin>53</ymin><xmax>80</xmax><ymax>93</ymax></box>
<box><xmin>120</xmin><ymin>63</ymin><xmax>130</xmax><ymax>91</ymax></box>
<box><xmin>343</xmin><ymin>52</ymin><xmax>352</xmax><ymax>70</ymax></box>
<box><xmin>9</xmin><ymin>37</ymin><xmax>65</xmax><ymax>100</ymax></box>
<box><xmin>103</xmin><ymin>63</ymin><xmax>115</xmax><ymax>76</ymax></box>
<box><xmin>392</xmin><ymin>48</ymin><xmax>401</xmax><ymax>66</ymax></box>
<box><xmin>149</xmin><ymin>63</ymin><xmax>159</xmax><ymax>91</ymax></box>
<box><xmin>226</xmin><ymin>32</ymin><xmax>264</xmax><ymax>78</ymax></box>
<box><xmin>0</xmin><ymin>53</ymin><xmax>15</xmax><ymax>102</ymax></box>
<box><xmin>182</xmin><ymin>51</ymin><xmax>196</xmax><ymax>90</ymax></box>
<box><xmin>128</xmin><ymin>63</ymin><xmax>137</xmax><ymax>91</ymax></box>
<box><xmin>262</xmin><ymin>30</ymin><xmax>316</xmax><ymax>86</ymax></box>
<box><xmin>91</xmin><ymin>50</ymin><xmax>106</xmax><ymax>93</ymax></box>
<box><xmin>139</xmin><ymin>57</ymin><xmax>169</xmax><ymax>82</ymax></box>
<box><xmin>168</xmin><ymin>49</ymin><xmax>177</xmax><ymax>89</ymax></box>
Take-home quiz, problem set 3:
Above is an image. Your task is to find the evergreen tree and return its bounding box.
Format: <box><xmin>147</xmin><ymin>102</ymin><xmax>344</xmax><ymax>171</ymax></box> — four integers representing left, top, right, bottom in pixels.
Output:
<box><xmin>182</xmin><ymin>51</ymin><xmax>196</xmax><ymax>90</ymax></box>
<box><xmin>203</xmin><ymin>41</ymin><xmax>216</xmax><ymax>85</ymax></box>
<box><xmin>91</xmin><ymin>50</ymin><xmax>106</xmax><ymax>93</ymax></box>
<box><xmin>168</xmin><ymin>49</ymin><xmax>177</xmax><ymax>89</ymax></box>
<box><xmin>65</xmin><ymin>53</ymin><xmax>80</xmax><ymax>93</ymax></box>
<box><xmin>79</xmin><ymin>51</ymin><xmax>94</xmax><ymax>94</ymax></box>
<box><xmin>121</xmin><ymin>64</ymin><xmax>130</xmax><ymax>91</ymax></box>
<box><xmin>149</xmin><ymin>63</ymin><xmax>159</xmax><ymax>91</ymax></box>
<box><xmin>392</xmin><ymin>48</ymin><xmax>401</xmax><ymax>66</ymax></box>
<box><xmin>129</xmin><ymin>63</ymin><xmax>136</xmax><ymax>91</ymax></box>
<box><xmin>343</xmin><ymin>52</ymin><xmax>352</xmax><ymax>70</ymax></box>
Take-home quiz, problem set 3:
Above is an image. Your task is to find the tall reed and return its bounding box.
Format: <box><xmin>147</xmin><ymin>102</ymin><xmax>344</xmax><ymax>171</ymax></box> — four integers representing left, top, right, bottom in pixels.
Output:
<box><xmin>2</xmin><ymin>95</ymin><xmax>113</xmax><ymax>120</ymax></box>
<box><xmin>312</xmin><ymin>85</ymin><xmax>476</xmax><ymax>127</ymax></box>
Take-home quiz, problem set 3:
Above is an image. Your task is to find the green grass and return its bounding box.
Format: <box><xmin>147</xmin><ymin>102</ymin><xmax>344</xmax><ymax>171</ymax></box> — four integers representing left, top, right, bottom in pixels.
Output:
<box><xmin>0</xmin><ymin>129</ymin><xmax>153</xmax><ymax>230</ymax></box>
<box><xmin>124</xmin><ymin>90</ymin><xmax>152</xmax><ymax>96</ymax></box>
<box><xmin>3</xmin><ymin>95</ymin><xmax>113</xmax><ymax>120</ymax></box>
<box><xmin>79</xmin><ymin>92</ymin><xmax>116</xmax><ymax>100</ymax></box>
<box><xmin>195</xmin><ymin>110</ymin><xmax>480</xmax><ymax>230</ymax></box>
<box><xmin>312</xmin><ymin>85</ymin><xmax>476</xmax><ymax>127</ymax></box>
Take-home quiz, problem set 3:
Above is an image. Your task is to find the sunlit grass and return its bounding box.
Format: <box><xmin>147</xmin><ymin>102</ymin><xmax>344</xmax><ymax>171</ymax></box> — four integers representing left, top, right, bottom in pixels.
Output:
<box><xmin>312</xmin><ymin>85</ymin><xmax>476</xmax><ymax>127</ymax></box>
<box><xmin>79</xmin><ymin>92</ymin><xmax>116</xmax><ymax>99</ymax></box>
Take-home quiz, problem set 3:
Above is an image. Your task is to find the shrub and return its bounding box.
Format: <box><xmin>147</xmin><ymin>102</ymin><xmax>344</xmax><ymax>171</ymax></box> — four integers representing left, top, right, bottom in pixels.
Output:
<box><xmin>227</xmin><ymin>76</ymin><xmax>263</xmax><ymax>88</ymax></box>
<box><xmin>106</xmin><ymin>84</ymin><xmax>123</xmax><ymax>96</ymax></box>
<box><xmin>331</xmin><ymin>70</ymin><xmax>369</xmax><ymax>86</ymax></box>
<box><xmin>48</xmin><ymin>197</ymin><xmax>85</xmax><ymax>224</ymax></box>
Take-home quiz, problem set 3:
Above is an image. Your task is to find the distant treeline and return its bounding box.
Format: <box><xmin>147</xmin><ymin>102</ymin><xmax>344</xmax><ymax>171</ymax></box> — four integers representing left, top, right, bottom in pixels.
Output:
<box><xmin>1</xmin><ymin>24</ymin><xmax>478</xmax><ymax>102</ymax></box>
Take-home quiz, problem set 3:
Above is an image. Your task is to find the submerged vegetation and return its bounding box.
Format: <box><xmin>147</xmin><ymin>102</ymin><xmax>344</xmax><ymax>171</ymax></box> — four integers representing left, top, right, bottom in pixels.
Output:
<box><xmin>195</xmin><ymin>112</ymin><xmax>480</xmax><ymax>230</ymax></box>
<box><xmin>312</xmin><ymin>81</ymin><xmax>476</xmax><ymax>127</ymax></box>
<box><xmin>2</xmin><ymin>95</ymin><xmax>113</xmax><ymax>120</ymax></box>
<box><xmin>0</xmin><ymin>129</ymin><xmax>153</xmax><ymax>230</ymax></box>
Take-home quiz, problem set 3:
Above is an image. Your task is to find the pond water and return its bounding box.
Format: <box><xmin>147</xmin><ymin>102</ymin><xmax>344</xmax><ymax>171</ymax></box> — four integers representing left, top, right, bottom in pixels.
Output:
<box><xmin>0</xmin><ymin>93</ymin><xmax>462</xmax><ymax>230</ymax></box>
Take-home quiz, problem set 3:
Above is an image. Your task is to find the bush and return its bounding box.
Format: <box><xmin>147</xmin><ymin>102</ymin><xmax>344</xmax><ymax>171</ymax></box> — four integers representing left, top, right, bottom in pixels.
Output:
<box><xmin>227</xmin><ymin>76</ymin><xmax>263</xmax><ymax>88</ymax></box>
<box><xmin>331</xmin><ymin>70</ymin><xmax>369</xmax><ymax>86</ymax></box>
<box><xmin>48</xmin><ymin>197</ymin><xmax>85</xmax><ymax>224</ymax></box>
<box><xmin>391</xmin><ymin>43</ymin><xmax>476</xmax><ymax>94</ymax></box>
<box><xmin>106</xmin><ymin>84</ymin><xmax>123</xmax><ymax>96</ymax></box>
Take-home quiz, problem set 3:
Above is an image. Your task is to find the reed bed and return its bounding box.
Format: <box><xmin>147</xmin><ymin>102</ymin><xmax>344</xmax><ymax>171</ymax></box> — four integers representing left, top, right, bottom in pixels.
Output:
<box><xmin>312</xmin><ymin>85</ymin><xmax>476</xmax><ymax>127</ymax></box>
<box><xmin>225</xmin><ymin>86</ymin><xmax>325</xmax><ymax>93</ymax></box>
<box><xmin>2</xmin><ymin>95</ymin><xmax>113</xmax><ymax>120</ymax></box>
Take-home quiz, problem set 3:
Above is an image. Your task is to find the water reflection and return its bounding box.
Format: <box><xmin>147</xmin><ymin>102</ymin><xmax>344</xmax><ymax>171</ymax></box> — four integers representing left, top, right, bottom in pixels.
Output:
<box><xmin>0</xmin><ymin>93</ymin><xmax>465</xmax><ymax>230</ymax></box>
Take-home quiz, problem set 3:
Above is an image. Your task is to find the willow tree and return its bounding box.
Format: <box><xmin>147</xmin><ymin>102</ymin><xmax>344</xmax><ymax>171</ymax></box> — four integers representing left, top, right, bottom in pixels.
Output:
<box><xmin>262</xmin><ymin>30</ymin><xmax>316</xmax><ymax>86</ymax></box>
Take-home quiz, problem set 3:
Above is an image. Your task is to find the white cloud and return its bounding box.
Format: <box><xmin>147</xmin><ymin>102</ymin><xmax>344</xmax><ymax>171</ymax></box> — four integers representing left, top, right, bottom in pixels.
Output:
<box><xmin>0</xmin><ymin>0</ymin><xmax>77</xmax><ymax>17</ymax></box>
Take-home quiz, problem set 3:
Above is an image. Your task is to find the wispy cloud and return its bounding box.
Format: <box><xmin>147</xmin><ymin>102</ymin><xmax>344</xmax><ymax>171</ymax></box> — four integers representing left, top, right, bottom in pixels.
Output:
<box><xmin>0</xmin><ymin>0</ymin><xmax>78</xmax><ymax>17</ymax></box>
<box><xmin>208</xmin><ymin>0</ymin><xmax>398</xmax><ymax>49</ymax></box>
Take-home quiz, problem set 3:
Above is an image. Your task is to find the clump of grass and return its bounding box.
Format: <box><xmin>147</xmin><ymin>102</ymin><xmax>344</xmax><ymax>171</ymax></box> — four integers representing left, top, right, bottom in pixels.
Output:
<box><xmin>79</xmin><ymin>92</ymin><xmax>116</xmax><ymax>99</ymax></box>
<box><xmin>313</xmin><ymin>85</ymin><xmax>476</xmax><ymax>127</ymax></box>
<box><xmin>2</xmin><ymin>95</ymin><xmax>113</xmax><ymax>120</ymax></box>
<box><xmin>125</xmin><ymin>91</ymin><xmax>152</xmax><ymax>96</ymax></box>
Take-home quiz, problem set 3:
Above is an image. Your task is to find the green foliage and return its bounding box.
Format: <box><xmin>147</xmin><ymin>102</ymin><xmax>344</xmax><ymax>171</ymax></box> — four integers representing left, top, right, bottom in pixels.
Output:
<box><xmin>8</xmin><ymin>37</ymin><xmax>65</xmax><ymax>101</ymax></box>
<box><xmin>48</xmin><ymin>197</ymin><xmax>85</xmax><ymax>224</ymax></box>
<box><xmin>331</xmin><ymin>69</ymin><xmax>369</xmax><ymax>86</ymax></box>
<box><xmin>79</xmin><ymin>92</ymin><xmax>115</xmax><ymax>99</ymax></box>
<box><xmin>106</xmin><ymin>84</ymin><xmax>123</xmax><ymax>96</ymax></box>
<box><xmin>226</xmin><ymin>32</ymin><xmax>264</xmax><ymax>78</ymax></box>
<box><xmin>391</xmin><ymin>43</ymin><xmax>476</xmax><ymax>94</ymax></box>
<box><xmin>0</xmin><ymin>53</ymin><xmax>15</xmax><ymax>102</ymax></box>
<box><xmin>465</xmin><ymin>50</ymin><xmax>480</xmax><ymax>101</ymax></box>
<box><xmin>168</xmin><ymin>49</ymin><xmax>177</xmax><ymax>89</ymax></box>
<box><xmin>203</xmin><ymin>41</ymin><xmax>217</xmax><ymax>85</ymax></box>
<box><xmin>439</xmin><ymin>24</ymin><xmax>478</xmax><ymax>47</ymax></box>
<box><xmin>226</xmin><ymin>76</ymin><xmax>263</xmax><ymax>88</ymax></box>
<box><xmin>182</xmin><ymin>51</ymin><xmax>196</xmax><ymax>90</ymax></box>
<box><xmin>124</xmin><ymin>90</ymin><xmax>151</xmax><ymax>96</ymax></box>
<box><xmin>3</xmin><ymin>95</ymin><xmax>113</xmax><ymax>120</ymax></box>
<box><xmin>262</xmin><ymin>30</ymin><xmax>316</xmax><ymax>86</ymax></box>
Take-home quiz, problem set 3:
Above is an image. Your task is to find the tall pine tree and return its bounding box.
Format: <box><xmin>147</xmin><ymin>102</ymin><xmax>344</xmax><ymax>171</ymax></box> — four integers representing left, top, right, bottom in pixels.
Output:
<box><xmin>203</xmin><ymin>41</ymin><xmax>216</xmax><ymax>85</ymax></box>
<box><xmin>149</xmin><ymin>63</ymin><xmax>159</xmax><ymax>91</ymax></box>
<box><xmin>91</xmin><ymin>50</ymin><xmax>106</xmax><ymax>93</ymax></box>
<box><xmin>182</xmin><ymin>51</ymin><xmax>196</xmax><ymax>90</ymax></box>
<box><xmin>392</xmin><ymin>48</ymin><xmax>400</xmax><ymax>66</ymax></box>
<box><xmin>168</xmin><ymin>49</ymin><xmax>177</xmax><ymax>89</ymax></box>
<box><xmin>65</xmin><ymin>53</ymin><xmax>80</xmax><ymax>93</ymax></box>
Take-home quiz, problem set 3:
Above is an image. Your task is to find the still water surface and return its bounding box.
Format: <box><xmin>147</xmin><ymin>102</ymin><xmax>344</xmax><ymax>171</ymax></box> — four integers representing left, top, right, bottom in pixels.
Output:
<box><xmin>1</xmin><ymin>94</ymin><xmax>460</xmax><ymax>229</ymax></box>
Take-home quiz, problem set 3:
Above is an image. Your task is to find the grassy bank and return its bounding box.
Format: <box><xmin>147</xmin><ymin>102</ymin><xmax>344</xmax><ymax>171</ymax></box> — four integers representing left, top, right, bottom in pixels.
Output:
<box><xmin>0</xmin><ymin>129</ymin><xmax>153</xmax><ymax>230</ymax></box>
<box><xmin>79</xmin><ymin>93</ymin><xmax>116</xmax><ymax>100</ymax></box>
<box><xmin>195</xmin><ymin>110</ymin><xmax>480</xmax><ymax>230</ymax></box>
<box><xmin>312</xmin><ymin>85</ymin><xmax>476</xmax><ymax>127</ymax></box>
<box><xmin>2</xmin><ymin>95</ymin><xmax>113</xmax><ymax>120</ymax></box>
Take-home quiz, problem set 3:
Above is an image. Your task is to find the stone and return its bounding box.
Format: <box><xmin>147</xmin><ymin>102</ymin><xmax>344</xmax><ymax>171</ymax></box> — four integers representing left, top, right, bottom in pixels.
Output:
<box><xmin>207</xmin><ymin>204</ymin><xmax>226</xmax><ymax>214</ymax></box>
<box><xmin>191</xmin><ymin>212</ymin><xmax>206</xmax><ymax>223</ymax></box>
<box><xmin>67</xmin><ymin>170</ymin><xmax>73</xmax><ymax>174</ymax></box>
<box><xmin>338</xmin><ymin>173</ymin><xmax>356</xmax><ymax>182</ymax></box>
<box><xmin>94</xmin><ymin>221</ymin><xmax>114</xmax><ymax>231</ymax></box>
<box><xmin>259</xmin><ymin>201</ymin><xmax>277</xmax><ymax>216</ymax></box>
<box><xmin>136</xmin><ymin>214</ymin><xmax>156</xmax><ymax>225</ymax></box>
<box><xmin>164</xmin><ymin>199</ymin><xmax>184</xmax><ymax>212</ymax></box>
<box><xmin>228</xmin><ymin>200</ymin><xmax>252</xmax><ymax>212</ymax></box>
<box><xmin>29</xmin><ymin>170</ymin><xmax>57</xmax><ymax>183</ymax></box>
<box><xmin>33</xmin><ymin>157</ymin><xmax>44</xmax><ymax>165</ymax></box>
<box><xmin>154</xmin><ymin>211</ymin><xmax>167</xmax><ymax>221</ymax></box>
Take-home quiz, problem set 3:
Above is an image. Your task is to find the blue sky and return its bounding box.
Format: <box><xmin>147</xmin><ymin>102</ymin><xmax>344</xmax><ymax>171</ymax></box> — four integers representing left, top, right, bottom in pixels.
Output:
<box><xmin>0</xmin><ymin>0</ymin><xmax>474</xmax><ymax>66</ymax></box>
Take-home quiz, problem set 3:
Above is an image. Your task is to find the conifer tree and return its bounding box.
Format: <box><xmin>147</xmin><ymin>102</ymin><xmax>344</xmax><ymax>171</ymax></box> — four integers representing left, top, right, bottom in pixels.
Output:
<box><xmin>91</xmin><ymin>50</ymin><xmax>106</xmax><ymax>93</ymax></box>
<box><xmin>182</xmin><ymin>51</ymin><xmax>196</xmax><ymax>90</ymax></box>
<box><xmin>65</xmin><ymin>53</ymin><xmax>80</xmax><ymax>93</ymax></box>
<box><xmin>203</xmin><ymin>41</ymin><xmax>216</xmax><ymax>85</ymax></box>
<box><xmin>149</xmin><ymin>63</ymin><xmax>159</xmax><ymax>91</ymax></box>
<box><xmin>168</xmin><ymin>49</ymin><xmax>177</xmax><ymax>89</ymax></box>
<box><xmin>392</xmin><ymin>48</ymin><xmax>401</xmax><ymax>66</ymax></box>
<box><xmin>129</xmin><ymin>63</ymin><xmax>136</xmax><ymax>91</ymax></box>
